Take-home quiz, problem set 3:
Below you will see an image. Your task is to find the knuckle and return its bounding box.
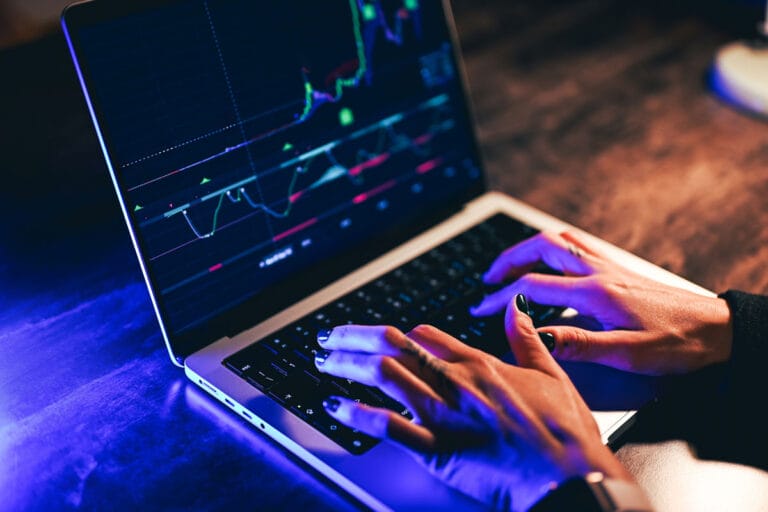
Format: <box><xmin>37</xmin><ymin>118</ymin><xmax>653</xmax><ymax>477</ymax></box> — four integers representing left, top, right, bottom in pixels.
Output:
<box><xmin>584</xmin><ymin>276</ymin><xmax>612</xmax><ymax>299</ymax></box>
<box><xmin>517</xmin><ymin>319</ymin><xmax>538</xmax><ymax>339</ymax></box>
<box><xmin>471</xmin><ymin>356</ymin><xmax>499</xmax><ymax>381</ymax></box>
<box><xmin>564</xmin><ymin>329</ymin><xmax>592</xmax><ymax>359</ymax></box>
<box><xmin>382</xmin><ymin>410</ymin><xmax>403</xmax><ymax>438</ymax></box>
<box><xmin>348</xmin><ymin>400</ymin><xmax>370</xmax><ymax>425</ymax></box>
<box><xmin>604</xmin><ymin>277</ymin><xmax>631</xmax><ymax>297</ymax></box>
<box><xmin>590</xmin><ymin>277</ymin><xmax>628</xmax><ymax>307</ymax></box>
<box><xmin>336</xmin><ymin>326</ymin><xmax>349</xmax><ymax>341</ymax></box>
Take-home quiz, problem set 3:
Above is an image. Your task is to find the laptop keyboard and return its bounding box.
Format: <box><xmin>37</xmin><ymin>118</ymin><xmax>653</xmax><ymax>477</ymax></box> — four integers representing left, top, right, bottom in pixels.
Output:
<box><xmin>223</xmin><ymin>214</ymin><xmax>560</xmax><ymax>454</ymax></box>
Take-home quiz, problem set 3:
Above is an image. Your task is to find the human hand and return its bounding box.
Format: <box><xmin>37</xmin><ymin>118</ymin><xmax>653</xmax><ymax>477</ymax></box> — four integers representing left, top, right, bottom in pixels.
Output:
<box><xmin>314</xmin><ymin>296</ymin><xmax>633</xmax><ymax>511</ymax></box>
<box><xmin>471</xmin><ymin>231</ymin><xmax>733</xmax><ymax>375</ymax></box>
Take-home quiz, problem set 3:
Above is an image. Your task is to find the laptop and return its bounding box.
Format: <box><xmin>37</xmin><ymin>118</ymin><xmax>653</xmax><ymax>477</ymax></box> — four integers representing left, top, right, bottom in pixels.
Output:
<box><xmin>61</xmin><ymin>0</ymin><xmax>714</xmax><ymax>509</ymax></box>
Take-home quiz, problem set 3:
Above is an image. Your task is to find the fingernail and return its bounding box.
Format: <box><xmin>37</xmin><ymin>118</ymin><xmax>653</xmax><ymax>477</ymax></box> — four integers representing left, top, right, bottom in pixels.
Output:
<box><xmin>539</xmin><ymin>332</ymin><xmax>556</xmax><ymax>353</ymax></box>
<box><xmin>317</xmin><ymin>328</ymin><xmax>333</xmax><ymax>344</ymax></box>
<box><xmin>323</xmin><ymin>397</ymin><xmax>341</xmax><ymax>413</ymax></box>
<box><xmin>515</xmin><ymin>294</ymin><xmax>530</xmax><ymax>316</ymax></box>
<box><xmin>470</xmin><ymin>299</ymin><xmax>485</xmax><ymax>313</ymax></box>
<box><xmin>315</xmin><ymin>349</ymin><xmax>332</xmax><ymax>366</ymax></box>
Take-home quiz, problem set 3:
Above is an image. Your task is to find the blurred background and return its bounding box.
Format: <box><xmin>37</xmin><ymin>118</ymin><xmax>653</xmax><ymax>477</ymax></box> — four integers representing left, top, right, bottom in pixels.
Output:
<box><xmin>0</xmin><ymin>0</ymin><xmax>765</xmax><ymax>50</ymax></box>
<box><xmin>0</xmin><ymin>0</ymin><xmax>69</xmax><ymax>49</ymax></box>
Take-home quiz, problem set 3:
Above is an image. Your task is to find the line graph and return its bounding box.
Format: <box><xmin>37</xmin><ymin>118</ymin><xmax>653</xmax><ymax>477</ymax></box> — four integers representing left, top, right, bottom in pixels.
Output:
<box><xmin>125</xmin><ymin>0</ymin><xmax>422</xmax><ymax>193</ymax></box>
<box><xmin>144</xmin><ymin>93</ymin><xmax>446</xmax><ymax>226</ymax></box>
<box><xmin>159</xmin><ymin>154</ymin><xmax>456</xmax><ymax>296</ymax></box>
<box><xmin>83</xmin><ymin>0</ymin><xmax>480</xmax><ymax>332</ymax></box>
<box><xmin>160</xmin><ymin>94</ymin><xmax>451</xmax><ymax>245</ymax></box>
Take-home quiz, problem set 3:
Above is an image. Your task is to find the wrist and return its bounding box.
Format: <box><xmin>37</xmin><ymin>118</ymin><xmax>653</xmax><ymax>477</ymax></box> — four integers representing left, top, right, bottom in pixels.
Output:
<box><xmin>530</xmin><ymin>472</ymin><xmax>654</xmax><ymax>512</ymax></box>
<box><xmin>565</xmin><ymin>436</ymin><xmax>634</xmax><ymax>483</ymax></box>
<box><xmin>698</xmin><ymin>297</ymin><xmax>733</xmax><ymax>366</ymax></box>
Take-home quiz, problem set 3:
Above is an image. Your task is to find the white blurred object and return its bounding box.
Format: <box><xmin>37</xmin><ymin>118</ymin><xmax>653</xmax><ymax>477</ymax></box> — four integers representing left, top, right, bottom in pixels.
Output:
<box><xmin>710</xmin><ymin>1</ymin><xmax>768</xmax><ymax>117</ymax></box>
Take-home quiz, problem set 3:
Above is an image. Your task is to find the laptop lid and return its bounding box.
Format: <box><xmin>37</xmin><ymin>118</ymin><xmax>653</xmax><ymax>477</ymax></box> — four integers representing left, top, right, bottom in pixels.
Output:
<box><xmin>62</xmin><ymin>0</ymin><xmax>488</xmax><ymax>365</ymax></box>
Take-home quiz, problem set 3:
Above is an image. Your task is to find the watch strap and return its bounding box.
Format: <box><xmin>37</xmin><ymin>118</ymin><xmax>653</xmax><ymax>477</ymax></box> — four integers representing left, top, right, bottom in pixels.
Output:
<box><xmin>530</xmin><ymin>472</ymin><xmax>654</xmax><ymax>512</ymax></box>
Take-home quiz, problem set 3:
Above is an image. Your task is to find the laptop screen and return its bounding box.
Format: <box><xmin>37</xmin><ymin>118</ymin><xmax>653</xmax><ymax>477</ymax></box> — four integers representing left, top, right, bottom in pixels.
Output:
<box><xmin>65</xmin><ymin>0</ymin><xmax>485</xmax><ymax>359</ymax></box>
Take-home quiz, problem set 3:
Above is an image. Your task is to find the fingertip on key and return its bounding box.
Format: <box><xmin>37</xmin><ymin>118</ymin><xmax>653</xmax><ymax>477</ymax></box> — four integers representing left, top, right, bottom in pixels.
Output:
<box><xmin>323</xmin><ymin>396</ymin><xmax>341</xmax><ymax>413</ymax></box>
<box><xmin>482</xmin><ymin>270</ymin><xmax>499</xmax><ymax>284</ymax></box>
<box><xmin>315</xmin><ymin>349</ymin><xmax>332</xmax><ymax>366</ymax></box>
<box><xmin>470</xmin><ymin>300</ymin><xmax>491</xmax><ymax>317</ymax></box>
<box><xmin>317</xmin><ymin>328</ymin><xmax>333</xmax><ymax>344</ymax></box>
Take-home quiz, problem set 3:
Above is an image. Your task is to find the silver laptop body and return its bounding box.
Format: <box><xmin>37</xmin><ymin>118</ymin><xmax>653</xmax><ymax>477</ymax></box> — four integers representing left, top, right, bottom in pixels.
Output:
<box><xmin>62</xmin><ymin>1</ymin><xmax>713</xmax><ymax>509</ymax></box>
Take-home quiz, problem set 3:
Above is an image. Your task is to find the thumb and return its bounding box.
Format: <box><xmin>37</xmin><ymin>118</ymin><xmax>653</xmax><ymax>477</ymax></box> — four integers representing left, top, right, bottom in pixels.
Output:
<box><xmin>504</xmin><ymin>294</ymin><xmax>563</xmax><ymax>378</ymax></box>
<box><xmin>540</xmin><ymin>326</ymin><xmax>648</xmax><ymax>373</ymax></box>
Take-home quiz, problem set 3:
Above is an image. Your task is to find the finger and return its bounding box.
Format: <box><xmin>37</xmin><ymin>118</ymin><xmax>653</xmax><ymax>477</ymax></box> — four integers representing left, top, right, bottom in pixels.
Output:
<box><xmin>318</xmin><ymin>324</ymin><xmax>406</xmax><ymax>355</ymax></box>
<box><xmin>560</xmin><ymin>230</ymin><xmax>602</xmax><ymax>258</ymax></box>
<box><xmin>504</xmin><ymin>294</ymin><xmax>565</xmax><ymax>378</ymax></box>
<box><xmin>483</xmin><ymin>232</ymin><xmax>595</xmax><ymax>284</ymax></box>
<box><xmin>323</xmin><ymin>396</ymin><xmax>436</xmax><ymax>452</ymax></box>
<box><xmin>471</xmin><ymin>273</ymin><xmax>587</xmax><ymax>317</ymax></box>
<box><xmin>540</xmin><ymin>326</ymin><xmax>659</xmax><ymax>375</ymax></box>
<box><xmin>318</xmin><ymin>324</ymin><xmax>457</xmax><ymax>397</ymax></box>
<box><xmin>315</xmin><ymin>350</ymin><xmax>444</xmax><ymax>422</ymax></box>
<box><xmin>406</xmin><ymin>324</ymin><xmax>474</xmax><ymax>362</ymax></box>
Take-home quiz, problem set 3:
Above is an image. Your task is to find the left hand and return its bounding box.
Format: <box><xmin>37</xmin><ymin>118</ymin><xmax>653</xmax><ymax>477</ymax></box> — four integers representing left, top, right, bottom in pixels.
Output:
<box><xmin>471</xmin><ymin>231</ymin><xmax>733</xmax><ymax>375</ymax></box>
<box><xmin>314</xmin><ymin>296</ymin><xmax>633</xmax><ymax>512</ymax></box>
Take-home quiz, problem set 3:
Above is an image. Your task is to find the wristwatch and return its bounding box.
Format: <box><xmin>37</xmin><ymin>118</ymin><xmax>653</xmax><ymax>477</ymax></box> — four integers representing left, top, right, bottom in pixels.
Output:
<box><xmin>529</xmin><ymin>472</ymin><xmax>655</xmax><ymax>512</ymax></box>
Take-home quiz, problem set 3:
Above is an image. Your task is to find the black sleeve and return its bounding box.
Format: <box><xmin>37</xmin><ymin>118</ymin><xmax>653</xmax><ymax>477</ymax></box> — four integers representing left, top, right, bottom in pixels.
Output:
<box><xmin>696</xmin><ymin>290</ymin><xmax>768</xmax><ymax>469</ymax></box>
<box><xmin>718</xmin><ymin>290</ymin><xmax>768</xmax><ymax>397</ymax></box>
<box><xmin>652</xmin><ymin>291</ymin><xmax>768</xmax><ymax>470</ymax></box>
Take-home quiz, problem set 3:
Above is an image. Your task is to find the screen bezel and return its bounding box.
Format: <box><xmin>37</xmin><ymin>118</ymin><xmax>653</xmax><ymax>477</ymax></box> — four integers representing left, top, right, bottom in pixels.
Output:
<box><xmin>61</xmin><ymin>0</ymin><xmax>488</xmax><ymax>365</ymax></box>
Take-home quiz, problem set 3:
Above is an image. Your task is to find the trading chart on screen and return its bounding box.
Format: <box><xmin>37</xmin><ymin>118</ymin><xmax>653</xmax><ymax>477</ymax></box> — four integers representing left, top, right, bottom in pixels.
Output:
<box><xmin>78</xmin><ymin>0</ymin><xmax>482</xmax><ymax>334</ymax></box>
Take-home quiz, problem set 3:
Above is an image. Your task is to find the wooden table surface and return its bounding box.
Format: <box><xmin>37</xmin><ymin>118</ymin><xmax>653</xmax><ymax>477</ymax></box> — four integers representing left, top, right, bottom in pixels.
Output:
<box><xmin>2</xmin><ymin>0</ymin><xmax>768</xmax><ymax>510</ymax></box>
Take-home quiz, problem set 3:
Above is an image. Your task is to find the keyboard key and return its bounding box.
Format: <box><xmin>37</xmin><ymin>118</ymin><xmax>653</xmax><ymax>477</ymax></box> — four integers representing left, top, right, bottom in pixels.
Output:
<box><xmin>243</xmin><ymin>360</ymin><xmax>286</xmax><ymax>391</ymax></box>
<box><xmin>223</xmin><ymin>214</ymin><xmax>543</xmax><ymax>454</ymax></box>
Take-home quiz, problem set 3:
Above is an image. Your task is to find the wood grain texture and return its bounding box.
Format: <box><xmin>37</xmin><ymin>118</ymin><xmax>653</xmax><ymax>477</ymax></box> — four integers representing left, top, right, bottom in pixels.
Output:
<box><xmin>451</xmin><ymin>0</ymin><xmax>768</xmax><ymax>295</ymax></box>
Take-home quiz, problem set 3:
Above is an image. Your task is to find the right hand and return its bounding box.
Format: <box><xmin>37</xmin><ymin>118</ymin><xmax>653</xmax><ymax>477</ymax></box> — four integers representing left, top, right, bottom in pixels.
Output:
<box><xmin>471</xmin><ymin>231</ymin><xmax>733</xmax><ymax>376</ymax></box>
<box><xmin>314</xmin><ymin>300</ymin><xmax>633</xmax><ymax>511</ymax></box>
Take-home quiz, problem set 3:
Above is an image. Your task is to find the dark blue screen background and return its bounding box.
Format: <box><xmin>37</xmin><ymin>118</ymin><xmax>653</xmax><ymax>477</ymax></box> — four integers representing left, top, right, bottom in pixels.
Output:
<box><xmin>76</xmin><ymin>0</ymin><xmax>483</xmax><ymax>337</ymax></box>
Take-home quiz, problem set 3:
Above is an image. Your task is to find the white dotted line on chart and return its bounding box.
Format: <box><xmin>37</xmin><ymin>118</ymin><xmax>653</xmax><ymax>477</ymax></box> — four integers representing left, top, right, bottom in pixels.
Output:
<box><xmin>121</xmin><ymin>122</ymin><xmax>239</xmax><ymax>168</ymax></box>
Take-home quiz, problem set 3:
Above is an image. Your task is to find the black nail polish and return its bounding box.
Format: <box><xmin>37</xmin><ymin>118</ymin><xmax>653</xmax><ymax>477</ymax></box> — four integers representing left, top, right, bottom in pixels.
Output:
<box><xmin>539</xmin><ymin>332</ymin><xmax>556</xmax><ymax>353</ymax></box>
<box><xmin>315</xmin><ymin>349</ymin><xmax>332</xmax><ymax>366</ymax></box>
<box><xmin>323</xmin><ymin>397</ymin><xmax>341</xmax><ymax>413</ymax></box>
<box><xmin>317</xmin><ymin>328</ymin><xmax>333</xmax><ymax>344</ymax></box>
<box><xmin>515</xmin><ymin>294</ymin><xmax>530</xmax><ymax>316</ymax></box>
